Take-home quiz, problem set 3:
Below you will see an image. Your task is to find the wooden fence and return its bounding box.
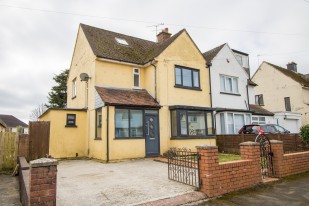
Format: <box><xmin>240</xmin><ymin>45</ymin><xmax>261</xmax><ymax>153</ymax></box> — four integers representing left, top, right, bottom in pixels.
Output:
<box><xmin>216</xmin><ymin>133</ymin><xmax>309</xmax><ymax>154</ymax></box>
<box><xmin>0</xmin><ymin>132</ymin><xmax>19</xmax><ymax>171</ymax></box>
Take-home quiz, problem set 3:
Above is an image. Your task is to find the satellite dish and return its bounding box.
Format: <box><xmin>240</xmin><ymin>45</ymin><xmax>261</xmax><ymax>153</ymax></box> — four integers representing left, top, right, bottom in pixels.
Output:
<box><xmin>80</xmin><ymin>73</ymin><xmax>90</xmax><ymax>81</ymax></box>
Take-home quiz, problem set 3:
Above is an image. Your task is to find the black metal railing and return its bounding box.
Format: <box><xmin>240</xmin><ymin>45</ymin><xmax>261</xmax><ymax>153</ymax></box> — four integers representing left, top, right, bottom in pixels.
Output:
<box><xmin>167</xmin><ymin>148</ymin><xmax>200</xmax><ymax>188</ymax></box>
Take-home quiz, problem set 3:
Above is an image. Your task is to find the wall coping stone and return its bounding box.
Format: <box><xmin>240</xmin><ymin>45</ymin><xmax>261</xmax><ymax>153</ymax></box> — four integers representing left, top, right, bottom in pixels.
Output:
<box><xmin>30</xmin><ymin>158</ymin><xmax>58</xmax><ymax>168</ymax></box>
<box><xmin>239</xmin><ymin>141</ymin><xmax>260</xmax><ymax>146</ymax></box>
<box><xmin>269</xmin><ymin>140</ymin><xmax>283</xmax><ymax>144</ymax></box>
<box><xmin>196</xmin><ymin>145</ymin><xmax>218</xmax><ymax>149</ymax></box>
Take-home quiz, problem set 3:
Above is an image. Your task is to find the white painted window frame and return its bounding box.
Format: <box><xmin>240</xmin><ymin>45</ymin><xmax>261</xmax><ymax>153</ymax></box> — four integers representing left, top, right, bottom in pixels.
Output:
<box><xmin>133</xmin><ymin>68</ymin><xmax>140</xmax><ymax>88</ymax></box>
<box><xmin>221</xmin><ymin>112</ymin><xmax>251</xmax><ymax>134</ymax></box>
<box><xmin>72</xmin><ymin>78</ymin><xmax>77</xmax><ymax>98</ymax></box>
<box><xmin>220</xmin><ymin>74</ymin><xmax>239</xmax><ymax>94</ymax></box>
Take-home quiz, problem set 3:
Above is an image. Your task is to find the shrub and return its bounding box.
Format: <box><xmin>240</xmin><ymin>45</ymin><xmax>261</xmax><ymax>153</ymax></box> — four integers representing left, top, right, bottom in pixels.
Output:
<box><xmin>299</xmin><ymin>124</ymin><xmax>309</xmax><ymax>142</ymax></box>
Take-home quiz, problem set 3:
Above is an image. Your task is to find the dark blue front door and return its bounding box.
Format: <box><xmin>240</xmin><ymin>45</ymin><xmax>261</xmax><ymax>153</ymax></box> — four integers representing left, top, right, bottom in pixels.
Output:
<box><xmin>145</xmin><ymin>113</ymin><xmax>160</xmax><ymax>156</ymax></box>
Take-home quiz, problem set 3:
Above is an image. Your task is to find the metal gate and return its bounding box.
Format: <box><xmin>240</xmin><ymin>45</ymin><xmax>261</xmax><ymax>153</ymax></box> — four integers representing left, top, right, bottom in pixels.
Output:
<box><xmin>255</xmin><ymin>134</ymin><xmax>274</xmax><ymax>178</ymax></box>
<box><xmin>167</xmin><ymin>148</ymin><xmax>200</xmax><ymax>188</ymax></box>
<box><xmin>29</xmin><ymin>121</ymin><xmax>50</xmax><ymax>161</ymax></box>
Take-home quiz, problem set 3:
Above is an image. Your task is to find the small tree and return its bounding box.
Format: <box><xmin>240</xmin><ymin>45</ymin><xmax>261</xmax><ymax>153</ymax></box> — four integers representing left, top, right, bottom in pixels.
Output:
<box><xmin>300</xmin><ymin>124</ymin><xmax>309</xmax><ymax>143</ymax></box>
<box><xmin>46</xmin><ymin>69</ymin><xmax>69</xmax><ymax>108</ymax></box>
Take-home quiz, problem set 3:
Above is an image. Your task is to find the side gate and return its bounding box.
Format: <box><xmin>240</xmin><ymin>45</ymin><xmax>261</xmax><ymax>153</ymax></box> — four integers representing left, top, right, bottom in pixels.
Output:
<box><xmin>29</xmin><ymin>121</ymin><xmax>50</xmax><ymax>161</ymax></box>
<box><xmin>255</xmin><ymin>134</ymin><xmax>274</xmax><ymax>178</ymax></box>
<box><xmin>167</xmin><ymin>148</ymin><xmax>200</xmax><ymax>188</ymax></box>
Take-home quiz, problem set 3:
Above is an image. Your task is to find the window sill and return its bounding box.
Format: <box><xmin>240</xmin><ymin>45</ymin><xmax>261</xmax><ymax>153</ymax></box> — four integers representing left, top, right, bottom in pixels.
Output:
<box><xmin>174</xmin><ymin>85</ymin><xmax>202</xmax><ymax>91</ymax></box>
<box><xmin>65</xmin><ymin>125</ymin><xmax>77</xmax><ymax>128</ymax></box>
<box><xmin>171</xmin><ymin>136</ymin><xmax>216</xmax><ymax>140</ymax></box>
<box><xmin>71</xmin><ymin>96</ymin><xmax>76</xmax><ymax>100</ymax></box>
<box><xmin>114</xmin><ymin>137</ymin><xmax>145</xmax><ymax>140</ymax></box>
<box><xmin>220</xmin><ymin>92</ymin><xmax>241</xmax><ymax>96</ymax></box>
<box><xmin>94</xmin><ymin>138</ymin><xmax>102</xmax><ymax>140</ymax></box>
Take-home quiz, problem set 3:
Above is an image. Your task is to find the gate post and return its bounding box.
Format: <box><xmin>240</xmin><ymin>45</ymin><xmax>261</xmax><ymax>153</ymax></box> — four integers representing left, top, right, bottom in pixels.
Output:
<box><xmin>269</xmin><ymin>140</ymin><xmax>284</xmax><ymax>177</ymax></box>
<box><xmin>29</xmin><ymin>158</ymin><xmax>58</xmax><ymax>206</ymax></box>
<box><xmin>196</xmin><ymin>145</ymin><xmax>219</xmax><ymax>197</ymax></box>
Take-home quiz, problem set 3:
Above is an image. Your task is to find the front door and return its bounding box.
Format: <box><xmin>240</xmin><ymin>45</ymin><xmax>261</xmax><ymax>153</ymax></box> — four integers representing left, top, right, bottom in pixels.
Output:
<box><xmin>145</xmin><ymin>113</ymin><xmax>160</xmax><ymax>156</ymax></box>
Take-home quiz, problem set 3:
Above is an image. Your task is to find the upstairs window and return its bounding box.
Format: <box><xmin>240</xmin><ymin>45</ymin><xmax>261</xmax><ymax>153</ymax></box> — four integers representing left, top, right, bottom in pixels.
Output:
<box><xmin>220</xmin><ymin>75</ymin><xmax>239</xmax><ymax>94</ymax></box>
<box><xmin>255</xmin><ymin>94</ymin><xmax>264</xmax><ymax>106</ymax></box>
<box><xmin>133</xmin><ymin>68</ymin><xmax>140</xmax><ymax>88</ymax></box>
<box><xmin>285</xmin><ymin>97</ymin><xmax>291</xmax><ymax>111</ymax></box>
<box><xmin>175</xmin><ymin>66</ymin><xmax>200</xmax><ymax>89</ymax></box>
<box><xmin>72</xmin><ymin>78</ymin><xmax>77</xmax><ymax>98</ymax></box>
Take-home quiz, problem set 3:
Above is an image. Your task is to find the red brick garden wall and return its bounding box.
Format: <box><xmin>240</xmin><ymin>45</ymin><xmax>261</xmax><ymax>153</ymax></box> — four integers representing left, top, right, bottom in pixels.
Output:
<box><xmin>271</xmin><ymin>140</ymin><xmax>309</xmax><ymax>178</ymax></box>
<box><xmin>18</xmin><ymin>157</ymin><xmax>58</xmax><ymax>206</ymax></box>
<box><xmin>196</xmin><ymin>142</ymin><xmax>262</xmax><ymax>198</ymax></box>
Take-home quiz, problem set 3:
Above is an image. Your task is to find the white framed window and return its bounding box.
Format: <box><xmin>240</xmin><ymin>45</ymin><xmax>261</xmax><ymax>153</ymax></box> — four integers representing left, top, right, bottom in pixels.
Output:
<box><xmin>221</xmin><ymin>112</ymin><xmax>251</xmax><ymax>134</ymax></box>
<box><xmin>252</xmin><ymin>116</ymin><xmax>266</xmax><ymax>124</ymax></box>
<box><xmin>72</xmin><ymin>78</ymin><xmax>77</xmax><ymax>98</ymax></box>
<box><xmin>220</xmin><ymin>75</ymin><xmax>239</xmax><ymax>94</ymax></box>
<box><xmin>133</xmin><ymin>68</ymin><xmax>140</xmax><ymax>88</ymax></box>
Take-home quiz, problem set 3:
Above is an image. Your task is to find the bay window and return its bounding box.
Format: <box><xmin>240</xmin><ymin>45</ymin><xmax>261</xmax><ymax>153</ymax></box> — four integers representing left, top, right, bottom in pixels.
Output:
<box><xmin>220</xmin><ymin>113</ymin><xmax>251</xmax><ymax>134</ymax></box>
<box><xmin>171</xmin><ymin>110</ymin><xmax>213</xmax><ymax>138</ymax></box>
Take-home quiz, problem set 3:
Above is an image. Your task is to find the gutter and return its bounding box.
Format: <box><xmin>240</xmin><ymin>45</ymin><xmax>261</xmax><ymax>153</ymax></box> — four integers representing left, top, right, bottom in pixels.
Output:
<box><xmin>96</xmin><ymin>57</ymin><xmax>153</xmax><ymax>68</ymax></box>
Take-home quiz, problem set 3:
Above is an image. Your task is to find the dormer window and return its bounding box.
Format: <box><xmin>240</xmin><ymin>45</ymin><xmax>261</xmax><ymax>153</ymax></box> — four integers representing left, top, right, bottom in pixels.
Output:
<box><xmin>115</xmin><ymin>37</ymin><xmax>129</xmax><ymax>46</ymax></box>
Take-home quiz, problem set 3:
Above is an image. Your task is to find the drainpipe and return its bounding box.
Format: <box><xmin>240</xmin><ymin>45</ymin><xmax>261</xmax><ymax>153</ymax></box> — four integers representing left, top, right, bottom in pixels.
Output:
<box><xmin>206</xmin><ymin>62</ymin><xmax>213</xmax><ymax>108</ymax></box>
<box><xmin>150</xmin><ymin>60</ymin><xmax>157</xmax><ymax>100</ymax></box>
<box><xmin>246</xmin><ymin>84</ymin><xmax>250</xmax><ymax>110</ymax></box>
<box><xmin>206</xmin><ymin>62</ymin><xmax>215</xmax><ymax>132</ymax></box>
<box><xmin>106</xmin><ymin>105</ymin><xmax>109</xmax><ymax>163</ymax></box>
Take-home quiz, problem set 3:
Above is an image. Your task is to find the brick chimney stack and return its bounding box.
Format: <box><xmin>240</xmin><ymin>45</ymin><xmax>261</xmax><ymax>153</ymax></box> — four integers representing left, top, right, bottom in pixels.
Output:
<box><xmin>287</xmin><ymin>62</ymin><xmax>297</xmax><ymax>72</ymax></box>
<box><xmin>157</xmin><ymin>28</ymin><xmax>171</xmax><ymax>43</ymax></box>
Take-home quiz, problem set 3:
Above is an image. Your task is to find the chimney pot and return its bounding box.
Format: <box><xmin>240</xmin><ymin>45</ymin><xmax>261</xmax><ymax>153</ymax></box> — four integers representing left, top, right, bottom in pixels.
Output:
<box><xmin>157</xmin><ymin>28</ymin><xmax>171</xmax><ymax>43</ymax></box>
<box><xmin>287</xmin><ymin>62</ymin><xmax>297</xmax><ymax>72</ymax></box>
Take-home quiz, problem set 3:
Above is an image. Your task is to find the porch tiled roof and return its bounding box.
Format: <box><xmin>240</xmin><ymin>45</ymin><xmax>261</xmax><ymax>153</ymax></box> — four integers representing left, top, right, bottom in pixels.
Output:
<box><xmin>249</xmin><ymin>104</ymin><xmax>274</xmax><ymax>116</ymax></box>
<box><xmin>95</xmin><ymin>87</ymin><xmax>160</xmax><ymax>108</ymax></box>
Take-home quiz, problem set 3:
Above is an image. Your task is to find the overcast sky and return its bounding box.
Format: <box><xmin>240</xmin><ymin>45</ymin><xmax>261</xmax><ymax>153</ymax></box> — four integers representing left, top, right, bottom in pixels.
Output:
<box><xmin>0</xmin><ymin>0</ymin><xmax>309</xmax><ymax>123</ymax></box>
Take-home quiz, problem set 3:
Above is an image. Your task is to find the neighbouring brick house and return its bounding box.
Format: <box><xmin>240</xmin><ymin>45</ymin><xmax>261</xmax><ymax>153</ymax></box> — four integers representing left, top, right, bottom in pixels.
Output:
<box><xmin>40</xmin><ymin>24</ymin><xmax>216</xmax><ymax>161</ymax></box>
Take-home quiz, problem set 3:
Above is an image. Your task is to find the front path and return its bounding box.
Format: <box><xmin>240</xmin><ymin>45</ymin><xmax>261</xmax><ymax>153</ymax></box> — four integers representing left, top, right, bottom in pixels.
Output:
<box><xmin>0</xmin><ymin>174</ymin><xmax>20</xmax><ymax>206</ymax></box>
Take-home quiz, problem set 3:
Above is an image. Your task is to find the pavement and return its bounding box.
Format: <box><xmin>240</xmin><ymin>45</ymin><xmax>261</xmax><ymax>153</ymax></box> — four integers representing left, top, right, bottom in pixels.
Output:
<box><xmin>186</xmin><ymin>172</ymin><xmax>309</xmax><ymax>206</ymax></box>
<box><xmin>57</xmin><ymin>159</ymin><xmax>196</xmax><ymax>206</ymax></box>
<box><xmin>0</xmin><ymin>174</ymin><xmax>20</xmax><ymax>206</ymax></box>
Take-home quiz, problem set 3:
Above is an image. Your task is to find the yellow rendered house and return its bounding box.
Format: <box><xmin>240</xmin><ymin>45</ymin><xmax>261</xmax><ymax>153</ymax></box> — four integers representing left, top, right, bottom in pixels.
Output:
<box><xmin>40</xmin><ymin>24</ymin><xmax>216</xmax><ymax>161</ymax></box>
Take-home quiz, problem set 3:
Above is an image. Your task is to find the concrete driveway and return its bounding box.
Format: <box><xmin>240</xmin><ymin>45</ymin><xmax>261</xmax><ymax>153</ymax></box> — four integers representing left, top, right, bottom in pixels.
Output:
<box><xmin>57</xmin><ymin>159</ymin><xmax>195</xmax><ymax>206</ymax></box>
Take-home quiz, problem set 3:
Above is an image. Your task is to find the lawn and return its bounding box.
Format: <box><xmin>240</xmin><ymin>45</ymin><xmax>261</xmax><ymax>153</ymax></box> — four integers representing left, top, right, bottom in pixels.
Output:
<box><xmin>219</xmin><ymin>153</ymin><xmax>241</xmax><ymax>163</ymax></box>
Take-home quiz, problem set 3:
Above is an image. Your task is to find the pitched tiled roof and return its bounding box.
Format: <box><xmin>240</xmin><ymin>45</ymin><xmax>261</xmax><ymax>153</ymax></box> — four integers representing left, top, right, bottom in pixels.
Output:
<box><xmin>202</xmin><ymin>43</ymin><xmax>226</xmax><ymax>63</ymax></box>
<box><xmin>0</xmin><ymin>119</ymin><xmax>7</xmax><ymax>128</ymax></box>
<box><xmin>95</xmin><ymin>87</ymin><xmax>160</xmax><ymax>108</ymax></box>
<box><xmin>0</xmin><ymin>114</ymin><xmax>28</xmax><ymax>127</ymax></box>
<box><xmin>80</xmin><ymin>24</ymin><xmax>185</xmax><ymax>65</ymax></box>
<box><xmin>249</xmin><ymin>104</ymin><xmax>274</xmax><ymax>116</ymax></box>
<box><xmin>265</xmin><ymin>62</ymin><xmax>309</xmax><ymax>87</ymax></box>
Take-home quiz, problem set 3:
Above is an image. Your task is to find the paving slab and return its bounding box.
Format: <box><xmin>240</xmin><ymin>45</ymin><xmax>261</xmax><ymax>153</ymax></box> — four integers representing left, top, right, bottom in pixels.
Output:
<box><xmin>57</xmin><ymin>159</ymin><xmax>196</xmax><ymax>206</ymax></box>
<box><xmin>0</xmin><ymin>174</ymin><xmax>20</xmax><ymax>206</ymax></box>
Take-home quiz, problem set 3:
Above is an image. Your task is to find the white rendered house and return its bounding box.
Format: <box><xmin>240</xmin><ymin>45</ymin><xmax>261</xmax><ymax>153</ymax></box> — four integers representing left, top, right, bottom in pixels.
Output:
<box><xmin>203</xmin><ymin>44</ymin><xmax>275</xmax><ymax>134</ymax></box>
